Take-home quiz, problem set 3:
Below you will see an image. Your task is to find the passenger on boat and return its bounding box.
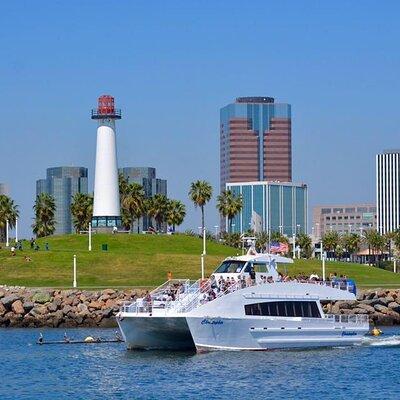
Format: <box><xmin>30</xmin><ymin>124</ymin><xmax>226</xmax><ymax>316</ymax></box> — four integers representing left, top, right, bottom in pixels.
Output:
<box><xmin>144</xmin><ymin>291</ymin><xmax>152</xmax><ymax>312</ymax></box>
<box><xmin>249</xmin><ymin>266</ymin><xmax>256</xmax><ymax>284</ymax></box>
<box><xmin>309</xmin><ymin>272</ymin><xmax>319</xmax><ymax>281</ymax></box>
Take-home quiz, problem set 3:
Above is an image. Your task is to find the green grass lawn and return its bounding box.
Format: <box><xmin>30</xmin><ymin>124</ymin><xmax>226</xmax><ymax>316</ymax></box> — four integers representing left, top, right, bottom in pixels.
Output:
<box><xmin>0</xmin><ymin>233</ymin><xmax>399</xmax><ymax>288</ymax></box>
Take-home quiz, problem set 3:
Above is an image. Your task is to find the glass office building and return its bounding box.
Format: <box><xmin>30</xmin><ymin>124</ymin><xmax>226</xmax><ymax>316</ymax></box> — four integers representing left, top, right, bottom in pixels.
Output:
<box><xmin>36</xmin><ymin>167</ymin><xmax>88</xmax><ymax>234</ymax></box>
<box><xmin>226</xmin><ymin>181</ymin><xmax>308</xmax><ymax>235</ymax></box>
<box><xmin>119</xmin><ymin>167</ymin><xmax>167</xmax><ymax>232</ymax></box>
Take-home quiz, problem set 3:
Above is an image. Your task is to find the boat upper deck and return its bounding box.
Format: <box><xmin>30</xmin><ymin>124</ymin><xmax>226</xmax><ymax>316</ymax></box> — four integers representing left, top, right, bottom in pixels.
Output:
<box><xmin>120</xmin><ymin>275</ymin><xmax>357</xmax><ymax>316</ymax></box>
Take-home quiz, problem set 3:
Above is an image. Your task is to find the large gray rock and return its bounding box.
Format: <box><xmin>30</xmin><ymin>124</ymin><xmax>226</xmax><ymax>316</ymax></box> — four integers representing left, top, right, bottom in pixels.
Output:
<box><xmin>388</xmin><ymin>302</ymin><xmax>400</xmax><ymax>313</ymax></box>
<box><xmin>77</xmin><ymin>303</ymin><xmax>88</xmax><ymax>313</ymax></box>
<box><xmin>374</xmin><ymin>304</ymin><xmax>390</xmax><ymax>314</ymax></box>
<box><xmin>47</xmin><ymin>302</ymin><xmax>58</xmax><ymax>313</ymax></box>
<box><xmin>23</xmin><ymin>302</ymin><xmax>34</xmax><ymax>312</ymax></box>
<box><xmin>29</xmin><ymin>305</ymin><xmax>48</xmax><ymax>316</ymax></box>
<box><xmin>352</xmin><ymin>307</ymin><xmax>369</xmax><ymax>314</ymax></box>
<box><xmin>356</xmin><ymin>303</ymin><xmax>376</xmax><ymax>313</ymax></box>
<box><xmin>1</xmin><ymin>294</ymin><xmax>20</xmax><ymax>309</ymax></box>
<box><xmin>62</xmin><ymin>304</ymin><xmax>72</xmax><ymax>315</ymax></box>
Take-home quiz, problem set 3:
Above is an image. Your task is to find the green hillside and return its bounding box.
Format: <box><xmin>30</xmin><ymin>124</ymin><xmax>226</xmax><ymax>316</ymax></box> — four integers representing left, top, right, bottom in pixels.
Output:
<box><xmin>0</xmin><ymin>234</ymin><xmax>400</xmax><ymax>288</ymax></box>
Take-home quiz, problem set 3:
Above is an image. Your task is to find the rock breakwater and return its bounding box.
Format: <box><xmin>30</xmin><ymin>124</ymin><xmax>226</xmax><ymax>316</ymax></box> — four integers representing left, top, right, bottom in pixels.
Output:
<box><xmin>0</xmin><ymin>286</ymin><xmax>144</xmax><ymax>328</ymax></box>
<box><xmin>323</xmin><ymin>289</ymin><xmax>400</xmax><ymax>325</ymax></box>
<box><xmin>1</xmin><ymin>286</ymin><xmax>400</xmax><ymax>327</ymax></box>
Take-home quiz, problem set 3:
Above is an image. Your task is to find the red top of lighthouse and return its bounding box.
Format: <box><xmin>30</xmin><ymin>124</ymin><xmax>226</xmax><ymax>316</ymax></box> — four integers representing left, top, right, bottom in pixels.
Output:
<box><xmin>91</xmin><ymin>95</ymin><xmax>121</xmax><ymax>119</ymax></box>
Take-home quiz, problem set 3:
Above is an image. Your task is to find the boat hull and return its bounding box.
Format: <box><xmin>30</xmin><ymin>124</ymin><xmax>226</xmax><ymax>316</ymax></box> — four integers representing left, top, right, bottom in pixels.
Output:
<box><xmin>117</xmin><ymin>315</ymin><xmax>194</xmax><ymax>350</ymax></box>
<box><xmin>186</xmin><ymin>316</ymin><xmax>368</xmax><ymax>351</ymax></box>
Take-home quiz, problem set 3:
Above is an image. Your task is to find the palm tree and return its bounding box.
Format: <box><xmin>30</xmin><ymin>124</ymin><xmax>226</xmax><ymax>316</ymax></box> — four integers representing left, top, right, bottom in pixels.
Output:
<box><xmin>166</xmin><ymin>200</ymin><xmax>186</xmax><ymax>231</ymax></box>
<box><xmin>118</xmin><ymin>173</ymin><xmax>131</xmax><ymax>230</ymax></box>
<box><xmin>188</xmin><ymin>180</ymin><xmax>212</xmax><ymax>232</ymax></box>
<box><xmin>32</xmin><ymin>193</ymin><xmax>56</xmax><ymax>237</ymax></box>
<box><xmin>147</xmin><ymin>194</ymin><xmax>169</xmax><ymax>231</ymax></box>
<box><xmin>341</xmin><ymin>233</ymin><xmax>360</xmax><ymax>261</ymax></box>
<box><xmin>121</xmin><ymin>183</ymin><xmax>145</xmax><ymax>233</ymax></box>
<box><xmin>70</xmin><ymin>193</ymin><xmax>93</xmax><ymax>233</ymax></box>
<box><xmin>255</xmin><ymin>231</ymin><xmax>270</xmax><ymax>252</ymax></box>
<box><xmin>296</xmin><ymin>233</ymin><xmax>312</xmax><ymax>258</ymax></box>
<box><xmin>0</xmin><ymin>195</ymin><xmax>19</xmax><ymax>242</ymax></box>
<box><xmin>118</xmin><ymin>173</ymin><xmax>129</xmax><ymax>199</ymax></box>
<box><xmin>363</xmin><ymin>229</ymin><xmax>385</xmax><ymax>266</ymax></box>
<box><xmin>216</xmin><ymin>190</ymin><xmax>243</xmax><ymax>231</ymax></box>
<box><xmin>322</xmin><ymin>231</ymin><xmax>340</xmax><ymax>259</ymax></box>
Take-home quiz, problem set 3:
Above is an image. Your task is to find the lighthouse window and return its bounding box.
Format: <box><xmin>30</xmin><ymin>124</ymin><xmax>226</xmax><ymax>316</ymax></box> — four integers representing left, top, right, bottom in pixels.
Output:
<box><xmin>244</xmin><ymin>301</ymin><xmax>321</xmax><ymax>318</ymax></box>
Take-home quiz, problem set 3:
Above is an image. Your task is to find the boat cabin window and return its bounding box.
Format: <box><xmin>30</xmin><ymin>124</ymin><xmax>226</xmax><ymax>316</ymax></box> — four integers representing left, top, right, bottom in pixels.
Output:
<box><xmin>244</xmin><ymin>301</ymin><xmax>321</xmax><ymax>318</ymax></box>
<box><xmin>214</xmin><ymin>260</ymin><xmax>246</xmax><ymax>274</ymax></box>
<box><xmin>251</xmin><ymin>263</ymin><xmax>267</xmax><ymax>273</ymax></box>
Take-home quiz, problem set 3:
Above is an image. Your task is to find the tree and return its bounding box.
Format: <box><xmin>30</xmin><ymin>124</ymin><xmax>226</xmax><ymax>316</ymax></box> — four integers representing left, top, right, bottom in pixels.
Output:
<box><xmin>188</xmin><ymin>180</ymin><xmax>212</xmax><ymax>232</ymax></box>
<box><xmin>147</xmin><ymin>194</ymin><xmax>169</xmax><ymax>231</ymax></box>
<box><xmin>270</xmin><ymin>231</ymin><xmax>288</xmax><ymax>244</ymax></box>
<box><xmin>32</xmin><ymin>193</ymin><xmax>56</xmax><ymax>237</ymax></box>
<box><xmin>121</xmin><ymin>183</ymin><xmax>145</xmax><ymax>233</ymax></box>
<box><xmin>221</xmin><ymin>231</ymin><xmax>242</xmax><ymax>248</ymax></box>
<box><xmin>255</xmin><ymin>231</ymin><xmax>270</xmax><ymax>252</ymax></box>
<box><xmin>363</xmin><ymin>230</ymin><xmax>385</xmax><ymax>266</ymax></box>
<box><xmin>216</xmin><ymin>190</ymin><xmax>243</xmax><ymax>231</ymax></box>
<box><xmin>322</xmin><ymin>231</ymin><xmax>340</xmax><ymax>259</ymax></box>
<box><xmin>166</xmin><ymin>200</ymin><xmax>186</xmax><ymax>231</ymax></box>
<box><xmin>70</xmin><ymin>193</ymin><xmax>93</xmax><ymax>233</ymax></box>
<box><xmin>341</xmin><ymin>233</ymin><xmax>360</xmax><ymax>261</ymax></box>
<box><xmin>118</xmin><ymin>173</ymin><xmax>131</xmax><ymax>230</ymax></box>
<box><xmin>0</xmin><ymin>195</ymin><xmax>19</xmax><ymax>242</ymax></box>
<box><xmin>384</xmin><ymin>231</ymin><xmax>397</xmax><ymax>259</ymax></box>
<box><xmin>296</xmin><ymin>233</ymin><xmax>312</xmax><ymax>258</ymax></box>
<box><xmin>118</xmin><ymin>173</ymin><xmax>129</xmax><ymax>199</ymax></box>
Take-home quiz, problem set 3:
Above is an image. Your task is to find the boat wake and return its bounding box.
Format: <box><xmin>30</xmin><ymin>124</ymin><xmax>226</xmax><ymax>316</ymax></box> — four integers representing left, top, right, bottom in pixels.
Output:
<box><xmin>361</xmin><ymin>335</ymin><xmax>400</xmax><ymax>347</ymax></box>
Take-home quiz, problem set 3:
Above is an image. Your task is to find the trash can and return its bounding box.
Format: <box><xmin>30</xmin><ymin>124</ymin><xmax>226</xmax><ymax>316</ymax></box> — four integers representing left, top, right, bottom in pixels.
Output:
<box><xmin>101</xmin><ymin>244</ymin><xmax>108</xmax><ymax>251</ymax></box>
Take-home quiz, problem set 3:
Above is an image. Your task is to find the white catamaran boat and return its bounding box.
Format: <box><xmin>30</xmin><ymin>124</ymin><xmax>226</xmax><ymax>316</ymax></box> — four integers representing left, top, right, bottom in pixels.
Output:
<box><xmin>117</xmin><ymin>251</ymin><xmax>369</xmax><ymax>351</ymax></box>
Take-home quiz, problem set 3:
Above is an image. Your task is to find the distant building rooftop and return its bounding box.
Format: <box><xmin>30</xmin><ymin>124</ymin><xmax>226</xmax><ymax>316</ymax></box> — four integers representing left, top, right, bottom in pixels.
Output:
<box><xmin>383</xmin><ymin>149</ymin><xmax>400</xmax><ymax>154</ymax></box>
<box><xmin>235</xmin><ymin>96</ymin><xmax>274</xmax><ymax>104</ymax></box>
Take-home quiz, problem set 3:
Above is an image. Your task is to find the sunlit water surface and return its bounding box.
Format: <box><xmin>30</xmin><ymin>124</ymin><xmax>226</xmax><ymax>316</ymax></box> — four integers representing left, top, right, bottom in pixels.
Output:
<box><xmin>1</xmin><ymin>327</ymin><xmax>400</xmax><ymax>399</ymax></box>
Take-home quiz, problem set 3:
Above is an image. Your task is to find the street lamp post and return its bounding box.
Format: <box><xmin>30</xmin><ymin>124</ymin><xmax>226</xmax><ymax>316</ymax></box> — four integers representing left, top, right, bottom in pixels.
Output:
<box><xmin>73</xmin><ymin>255</ymin><xmax>77</xmax><ymax>288</ymax></box>
<box><xmin>15</xmin><ymin>217</ymin><xmax>18</xmax><ymax>243</ymax></box>
<box><xmin>292</xmin><ymin>226</ymin><xmax>296</xmax><ymax>259</ymax></box>
<box><xmin>201</xmin><ymin>227</ymin><xmax>206</xmax><ymax>280</ymax></box>
<box><xmin>6</xmin><ymin>219</ymin><xmax>9</xmax><ymax>247</ymax></box>
<box><xmin>320</xmin><ymin>240</ymin><xmax>326</xmax><ymax>281</ymax></box>
<box><xmin>88</xmin><ymin>222</ymin><xmax>92</xmax><ymax>251</ymax></box>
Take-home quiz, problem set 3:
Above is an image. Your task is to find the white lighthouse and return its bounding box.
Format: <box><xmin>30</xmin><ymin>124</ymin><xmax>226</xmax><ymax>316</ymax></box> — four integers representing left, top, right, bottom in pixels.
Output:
<box><xmin>91</xmin><ymin>95</ymin><xmax>122</xmax><ymax>230</ymax></box>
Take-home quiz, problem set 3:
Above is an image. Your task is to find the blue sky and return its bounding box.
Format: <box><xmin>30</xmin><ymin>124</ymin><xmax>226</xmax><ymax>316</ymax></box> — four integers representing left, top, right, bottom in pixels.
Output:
<box><xmin>1</xmin><ymin>1</ymin><xmax>399</xmax><ymax>237</ymax></box>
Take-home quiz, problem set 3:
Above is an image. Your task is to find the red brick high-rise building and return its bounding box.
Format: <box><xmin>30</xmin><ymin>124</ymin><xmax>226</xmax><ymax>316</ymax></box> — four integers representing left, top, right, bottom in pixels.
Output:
<box><xmin>220</xmin><ymin>96</ymin><xmax>292</xmax><ymax>191</ymax></box>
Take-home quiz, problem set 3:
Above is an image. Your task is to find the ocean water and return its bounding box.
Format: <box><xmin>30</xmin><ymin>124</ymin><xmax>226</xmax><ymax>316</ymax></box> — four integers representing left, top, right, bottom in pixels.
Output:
<box><xmin>1</xmin><ymin>327</ymin><xmax>400</xmax><ymax>400</ymax></box>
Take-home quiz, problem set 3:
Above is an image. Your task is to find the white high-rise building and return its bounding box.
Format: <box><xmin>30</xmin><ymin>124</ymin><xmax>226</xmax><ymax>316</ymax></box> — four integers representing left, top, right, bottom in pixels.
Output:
<box><xmin>91</xmin><ymin>95</ymin><xmax>122</xmax><ymax>230</ymax></box>
<box><xmin>376</xmin><ymin>149</ymin><xmax>400</xmax><ymax>234</ymax></box>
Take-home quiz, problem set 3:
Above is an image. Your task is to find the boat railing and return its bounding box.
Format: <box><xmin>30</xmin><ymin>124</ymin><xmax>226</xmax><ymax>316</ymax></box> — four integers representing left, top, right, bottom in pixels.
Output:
<box><xmin>325</xmin><ymin>313</ymin><xmax>369</xmax><ymax>325</ymax></box>
<box><xmin>119</xmin><ymin>278</ymin><xmax>358</xmax><ymax>315</ymax></box>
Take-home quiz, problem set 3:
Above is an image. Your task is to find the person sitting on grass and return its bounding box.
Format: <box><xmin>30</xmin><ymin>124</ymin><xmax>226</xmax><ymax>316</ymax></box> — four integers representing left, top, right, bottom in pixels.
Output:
<box><xmin>34</xmin><ymin>244</ymin><xmax>40</xmax><ymax>251</ymax></box>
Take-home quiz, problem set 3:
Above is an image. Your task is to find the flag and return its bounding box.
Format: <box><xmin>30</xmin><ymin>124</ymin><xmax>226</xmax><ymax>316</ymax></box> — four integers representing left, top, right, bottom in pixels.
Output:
<box><xmin>269</xmin><ymin>241</ymin><xmax>289</xmax><ymax>254</ymax></box>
